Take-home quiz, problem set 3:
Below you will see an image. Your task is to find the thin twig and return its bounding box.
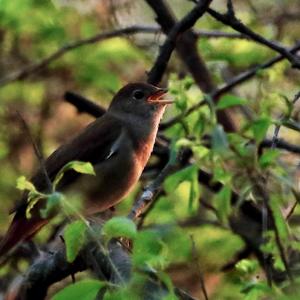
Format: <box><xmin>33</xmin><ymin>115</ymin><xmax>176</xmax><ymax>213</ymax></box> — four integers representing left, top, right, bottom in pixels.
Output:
<box><xmin>147</xmin><ymin>0</ymin><xmax>213</xmax><ymax>85</ymax></box>
<box><xmin>207</xmin><ymin>3</ymin><xmax>300</xmax><ymax>68</ymax></box>
<box><xmin>0</xmin><ymin>25</ymin><xmax>249</xmax><ymax>88</ymax></box>
<box><xmin>16</xmin><ymin>111</ymin><xmax>52</xmax><ymax>193</ymax></box>
<box><xmin>190</xmin><ymin>236</ymin><xmax>209</xmax><ymax>300</ymax></box>
<box><xmin>261</xmin><ymin>138</ymin><xmax>300</xmax><ymax>154</ymax></box>
<box><xmin>253</xmin><ymin>177</ymin><xmax>293</xmax><ymax>283</ymax></box>
<box><xmin>271</xmin><ymin>91</ymin><xmax>300</xmax><ymax>149</ymax></box>
<box><xmin>0</xmin><ymin>25</ymin><xmax>159</xmax><ymax>87</ymax></box>
<box><xmin>64</xmin><ymin>91</ymin><xmax>106</xmax><ymax>118</ymax></box>
<box><xmin>128</xmin><ymin>152</ymin><xmax>179</xmax><ymax>220</ymax></box>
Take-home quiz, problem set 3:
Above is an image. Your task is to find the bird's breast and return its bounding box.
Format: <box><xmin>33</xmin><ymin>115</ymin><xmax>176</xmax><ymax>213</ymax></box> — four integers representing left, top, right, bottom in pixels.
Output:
<box><xmin>84</xmin><ymin>136</ymin><xmax>148</xmax><ymax>215</ymax></box>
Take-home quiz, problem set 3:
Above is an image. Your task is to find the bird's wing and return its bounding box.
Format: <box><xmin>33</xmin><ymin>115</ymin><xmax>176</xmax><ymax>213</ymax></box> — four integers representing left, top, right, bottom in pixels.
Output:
<box><xmin>33</xmin><ymin>113</ymin><xmax>123</xmax><ymax>191</ymax></box>
<box><xmin>12</xmin><ymin>114</ymin><xmax>123</xmax><ymax>213</ymax></box>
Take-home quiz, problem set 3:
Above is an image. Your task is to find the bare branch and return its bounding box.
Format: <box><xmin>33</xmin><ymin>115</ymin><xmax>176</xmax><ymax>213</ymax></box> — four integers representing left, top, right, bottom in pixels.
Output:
<box><xmin>0</xmin><ymin>24</ymin><xmax>249</xmax><ymax>88</ymax></box>
<box><xmin>207</xmin><ymin>7</ymin><xmax>300</xmax><ymax>68</ymax></box>
<box><xmin>128</xmin><ymin>151</ymin><xmax>180</xmax><ymax>220</ymax></box>
<box><xmin>64</xmin><ymin>91</ymin><xmax>106</xmax><ymax>118</ymax></box>
<box><xmin>146</xmin><ymin>0</ymin><xmax>213</xmax><ymax>85</ymax></box>
<box><xmin>146</xmin><ymin>0</ymin><xmax>236</xmax><ymax>131</ymax></box>
<box><xmin>16</xmin><ymin>112</ymin><xmax>52</xmax><ymax>193</ymax></box>
<box><xmin>261</xmin><ymin>138</ymin><xmax>300</xmax><ymax>155</ymax></box>
<box><xmin>271</xmin><ymin>91</ymin><xmax>300</xmax><ymax>149</ymax></box>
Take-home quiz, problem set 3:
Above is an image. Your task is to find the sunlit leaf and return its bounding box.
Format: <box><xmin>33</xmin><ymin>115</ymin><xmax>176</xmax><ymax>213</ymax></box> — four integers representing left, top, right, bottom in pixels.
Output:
<box><xmin>52</xmin><ymin>279</ymin><xmax>105</xmax><ymax>300</ymax></box>
<box><xmin>269</xmin><ymin>196</ymin><xmax>289</xmax><ymax>241</ymax></box>
<box><xmin>16</xmin><ymin>176</ymin><xmax>36</xmax><ymax>192</ymax></box>
<box><xmin>64</xmin><ymin>220</ymin><xmax>87</xmax><ymax>263</ymax></box>
<box><xmin>215</xmin><ymin>186</ymin><xmax>232</xmax><ymax>224</ymax></box>
<box><xmin>103</xmin><ymin>217</ymin><xmax>137</xmax><ymax>240</ymax></box>
<box><xmin>132</xmin><ymin>230</ymin><xmax>163</xmax><ymax>267</ymax></box>
<box><xmin>212</xmin><ymin>125</ymin><xmax>229</xmax><ymax>153</ymax></box>
<box><xmin>53</xmin><ymin>161</ymin><xmax>95</xmax><ymax>188</ymax></box>
<box><xmin>217</xmin><ymin>94</ymin><xmax>247</xmax><ymax>109</ymax></box>
<box><xmin>259</xmin><ymin>149</ymin><xmax>280</xmax><ymax>168</ymax></box>
<box><xmin>235</xmin><ymin>259</ymin><xmax>258</xmax><ymax>274</ymax></box>
<box><xmin>251</xmin><ymin>117</ymin><xmax>271</xmax><ymax>142</ymax></box>
<box><xmin>26</xmin><ymin>192</ymin><xmax>45</xmax><ymax>219</ymax></box>
<box><xmin>40</xmin><ymin>192</ymin><xmax>63</xmax><ymax>219</ymax></box>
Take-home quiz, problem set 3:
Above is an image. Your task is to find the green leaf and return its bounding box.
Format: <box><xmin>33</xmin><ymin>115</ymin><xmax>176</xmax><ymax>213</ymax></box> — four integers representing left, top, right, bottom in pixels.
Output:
<box><xmin>164</xmin><ymin>165</ymin><xmax>196</xmax><ymax>194</ymax></box>
<box><xmin>269</xmin><ymin>196</ymin><xmax>289</xmax><ymax>241</ymax></box>
<box><xmin>66</xmin><ymin>161</ymin><xmax>96</xmax><ymax>175</ymax></box>
<box><xmin>251</xmin><ymin>118</ymin><xmax>271</xmax><ymax>143</ymax></box>
<box><xmin>103</xmin><ymin>217</ymin><xmax>137</xmax><ymax>240</ymax></box>
<box><xmin>259</xmin><ymin>149</ymin><xmax>280</xmax><ymax>168</ymax></box>
<box><xmin>217</xmin><ymin>94</ymin><xmax>247</xmax><ymax>109</ymax></box>
<box><xmin>26</xmin><ymin>192</ymin><xmax>45</xmax><ymax>219</ymax></box>
<box><xmin>160</xmin><ymin>227</ymin><xmax>191</xmax><ymax>263</ymax></box>
<box><xmin>16</xmin><ymin>176</ymin><xmax>36</xmax><ymax>192</ymax></box>
<box><xmin>235</xmin><ymin>259</ymin><xmax>258</xmax><ymax>275</ymax></box>
<box><xmin>212</xmin><ymin>164</ymin><xmax>232</xmax><ymax>185</ymax></box>
<box><xmin>164</xmin><ymin>165</ymin><xmax>199</xmax><ymax>211</ymax></box>
<box><xmin>52</xmin><ymin>279</ymin><xmax>105</xmax><ymax>300</ymax></box>
<box><xmin>175</xmin><ymin>138</ymin><xmax>194</xmax><ymax>149</ymax></box>
<box><xmin>40</xmin><ymin>192</ymin><xmax>63</xmax><ymax>219</ymax></box>
<box><xmin>192</xmin><ymin>145</ymin><xmax>210</xmax><ymax>160</ymax></box>
<box><xmin>156</xmin><ymin>271</ymin><xmax>176</xmax><ymax>299</ymax></box>
<box><xmin>53</xmin><ymin>161</ymin><xmax>96</xmax><ymax>188</ymax></box>
<box><xmin>212</xmin><ymin>125</ymin><xmax>229</xmax><ymax>153</ymax></box>
<box><xmin>64</xmin><ymin>220</ymin><xmax>87</xmax><ymax>263</ymax></box>
<box><xmin>215</xmin><ymin>186</ymin><xmax>232</xmax><ymax>224</ymax></box>
<box><xmin>132</xmin><ymin>230</ymin><xmax>163</xmax><ymax>267</ymax></box>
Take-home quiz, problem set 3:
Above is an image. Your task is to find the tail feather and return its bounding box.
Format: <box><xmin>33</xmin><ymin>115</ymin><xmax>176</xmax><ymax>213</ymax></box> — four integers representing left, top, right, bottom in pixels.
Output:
<box><xmin>0</xmin><ymin>213</ymin><xmax>47</xmax><ymax>258</ymax></box>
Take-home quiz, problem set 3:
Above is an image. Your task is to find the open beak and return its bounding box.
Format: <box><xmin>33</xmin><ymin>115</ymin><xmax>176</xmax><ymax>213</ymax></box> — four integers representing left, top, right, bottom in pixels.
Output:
<box><xmin>147</xmin><ymin>88</ymin><xmax>173</xmax><ymax>105</ymax></box>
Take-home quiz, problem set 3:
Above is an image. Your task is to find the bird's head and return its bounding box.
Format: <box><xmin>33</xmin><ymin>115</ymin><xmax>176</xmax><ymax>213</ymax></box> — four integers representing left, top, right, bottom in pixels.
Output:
<box><xmin>108</xmin><ymin>82</ymin><xmax>172</xmax><ymax>118</ymax></box>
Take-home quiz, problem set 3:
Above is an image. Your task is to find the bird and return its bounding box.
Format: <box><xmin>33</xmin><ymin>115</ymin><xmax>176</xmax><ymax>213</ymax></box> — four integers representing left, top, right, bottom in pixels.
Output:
<box><xmin>0</xmin><ymin>82</ymin><xmax>172</xmax><ymax>258</ymax></box>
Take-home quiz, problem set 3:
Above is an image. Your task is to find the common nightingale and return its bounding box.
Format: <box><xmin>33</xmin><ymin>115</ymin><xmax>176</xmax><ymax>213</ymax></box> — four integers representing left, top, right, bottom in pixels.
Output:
<box><xmin>0</xmin><ymin>82</ymin><xmax>171</xmax><ymax>257</ymax></box>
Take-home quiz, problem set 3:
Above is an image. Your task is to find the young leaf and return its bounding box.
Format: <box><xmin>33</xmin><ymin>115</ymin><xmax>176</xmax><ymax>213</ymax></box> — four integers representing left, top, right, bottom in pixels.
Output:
<box><xmin>65</xmin><ymin>161</ymin><xmax>96</xmax><ymax>175</ymax></box>
<box><xmin>64</xmin><ymin>220</ymin><xmax>87</xmax><ymax>263</ymax></box>
<box><xmin>40</xmin><ymin>192</ymin><xmax>63</xmax><ymax>219</ymax></box>
<box><xmin>259</xmin><ymin>149</ymin><xmax>280</xmax><ymax>169</ymax></box>
<box><xmin>212</xmin><ymin>125</ymin><xmax>229</xmax><ymax>153</ymax></box>
<box><xmin>235</xmin><ymin>259</ymin><xmax>258</xmax><ymax>275</ymax></box>
<box><xmin>52</xmin><ymin>279</ymin><xmax>105</xmax><ymax>300</ymax></box>
<box><xmin>26</xmin><ymin>192</ymin><xmax>45</xmax><ymax>219</ymax></box>
<box><xmin>16</xmin><ymin>176</ymin><xmax>36</xmax><ymax>192</ymax></box>
<box><xmin>164</xmin><ymin>165</ymin><xmax>196</xmax><ymax>194</ymax></box>
<box><xmin>53</xmin><ymin>161</ymin><xmax>96</xmax><ymax>188</ymax></box>
<box><xmin>217</xmin><ymin>94</ymin><xmax>247</xmax><ymax>109</ymax></box>
<box><xmin>215</xmin><ymin>186</ymin><xmax>232</xmax><ymax>224</ymax></box>
<box><xmin>251</xmin><ymin>117</ymin><xmax>271</xmax><ymax>143</ymax></box>
<box><xmin>132</xmin><ymin>230</ymin><xmax>163</xmax><ymax>267</ymax></box>
<box><xmin>102</xmin><ymin>217</ymin><xmax>137</xmax><ymax>240</ymax></box>
<box><xmin>269</xmin><ymin>196</ymin><xmax>289</xmax><ymax>241</ymax></box>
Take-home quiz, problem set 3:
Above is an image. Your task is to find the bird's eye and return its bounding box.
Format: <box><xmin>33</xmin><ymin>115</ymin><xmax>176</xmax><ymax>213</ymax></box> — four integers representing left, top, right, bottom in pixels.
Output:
<box><xmin>133</xmin><ymin>90</ymin><xmax>145</xmax><ymax>100</ymax></box>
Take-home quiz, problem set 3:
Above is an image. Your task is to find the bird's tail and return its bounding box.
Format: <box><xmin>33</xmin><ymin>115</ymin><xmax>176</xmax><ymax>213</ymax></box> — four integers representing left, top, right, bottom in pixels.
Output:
<box><xmin>0</xmin><ymin>212</ymin><xmax>48</xmax><ymax>259</ymax></box>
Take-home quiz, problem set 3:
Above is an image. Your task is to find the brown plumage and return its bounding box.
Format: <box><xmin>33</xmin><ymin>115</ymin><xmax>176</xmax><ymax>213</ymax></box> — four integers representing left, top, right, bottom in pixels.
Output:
<box><xmin>0</xmin><ymin>82</ymin><xmax>171</xmax><ymax>258</ymax></box>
